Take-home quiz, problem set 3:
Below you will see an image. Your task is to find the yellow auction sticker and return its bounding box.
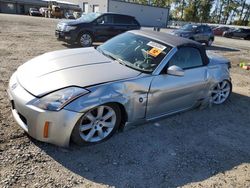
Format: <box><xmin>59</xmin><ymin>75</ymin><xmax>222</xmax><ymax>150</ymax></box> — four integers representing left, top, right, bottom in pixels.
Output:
<box><xmin>148</xmin><ymin>47</ymin><xmax>162</xmax><ymax>57</ymax></box>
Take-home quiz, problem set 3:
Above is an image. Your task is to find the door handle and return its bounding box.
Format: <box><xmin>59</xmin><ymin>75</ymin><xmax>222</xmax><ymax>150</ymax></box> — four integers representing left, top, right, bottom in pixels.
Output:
<box><xmin>205</xmin><ymin>69</ymin><xmax>209</xmax><ymax>81</ymax></box>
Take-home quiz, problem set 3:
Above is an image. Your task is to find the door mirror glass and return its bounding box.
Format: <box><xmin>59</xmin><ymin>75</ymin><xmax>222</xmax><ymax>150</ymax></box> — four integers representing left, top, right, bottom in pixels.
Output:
<box><xmin>167</xmin><ymin>65</ymin><xmax>184</xmax><ymax>76</ymax></box>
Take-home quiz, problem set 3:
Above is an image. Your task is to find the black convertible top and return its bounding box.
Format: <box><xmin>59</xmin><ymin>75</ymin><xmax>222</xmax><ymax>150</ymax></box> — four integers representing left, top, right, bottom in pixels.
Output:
<box><xmin>129</xmin><ymin>30</ymin><xmax>209</xmax><ymax>65</ymax></box>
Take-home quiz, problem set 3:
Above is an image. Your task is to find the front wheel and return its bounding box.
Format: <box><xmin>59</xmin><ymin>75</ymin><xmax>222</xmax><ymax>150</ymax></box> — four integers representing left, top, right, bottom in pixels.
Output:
<box><xmin>71</xmin><ymin>104</ymin><xmax>121</xmax><ymax>145</ymax></box>
<box><xmin>206</xmin><ymin>38</ymin><xmax>213</xmax><ymax>46</ymax></box>
<box><xmin>78</xmin><ymin>32</ymin><xmax>93</xmax><ymax>47</ymax></box>
<box><xmin>211</xmin><ymin>80</ymin><xmax>232</xmax><ymax>104</ymax></box>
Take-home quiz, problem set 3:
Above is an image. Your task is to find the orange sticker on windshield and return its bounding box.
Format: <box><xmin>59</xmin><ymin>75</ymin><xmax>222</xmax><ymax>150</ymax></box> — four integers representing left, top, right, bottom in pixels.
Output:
<box><xmin>148</xmin><ymin>47</ymin><xmax>162</xmax><ymax>57</ymax></box>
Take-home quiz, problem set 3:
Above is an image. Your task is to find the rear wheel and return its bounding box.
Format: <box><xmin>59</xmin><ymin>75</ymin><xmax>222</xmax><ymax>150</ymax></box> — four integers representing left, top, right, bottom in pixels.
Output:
<box><xmin>244</xmin><ymin>35</ymin><xmax>250</xmax><ymax>40</ymax></box>
<box><xmin>71</xmin><ymin>104</ymin><xmax>121</xmax><ymax>145</ymax></box>
<box><xmin>78</xmin><ymin>32</ymin><xmax>93</xmax><ymax>47</ymax></box>
<box><xmin>211</xmin><ymin>80</ymin><xmax>232</xmax><ymax>104</ymax></box>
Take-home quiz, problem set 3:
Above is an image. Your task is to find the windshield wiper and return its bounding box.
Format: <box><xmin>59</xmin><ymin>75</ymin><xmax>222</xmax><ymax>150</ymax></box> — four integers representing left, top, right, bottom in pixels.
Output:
<box><xmin>116</xmin><ymin>58</ymin><xmax>127</xmax><ymax>66</ymax></box>
<box><xmin>98</xmin><ymin>48</ymin><xmax>117</xmax><ymax>61</ymax></box>
<box><xmin>98</xmin><ymin>49</ymin><xmax>127</xmax><ymax>66</ymax></box>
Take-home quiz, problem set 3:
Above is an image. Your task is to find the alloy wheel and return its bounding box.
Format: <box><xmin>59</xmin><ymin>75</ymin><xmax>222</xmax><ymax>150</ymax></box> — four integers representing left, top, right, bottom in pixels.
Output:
<box><xmin>79</xmin><ymin>105</ymin><xmax>117</xmax><ymax>142</ymax></box>
<box><xmin>80</xmin><ymin>33</ymin><xmax>92</xmax><ymax>47</ymax></box>
<box><xmin>211</xmin><ymin>80</ymin><xmax>231</xmax><ymax>104</ymax></box>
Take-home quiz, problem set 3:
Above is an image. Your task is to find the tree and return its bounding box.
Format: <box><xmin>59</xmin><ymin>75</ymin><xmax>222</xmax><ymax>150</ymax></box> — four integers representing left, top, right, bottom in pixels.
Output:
<box><xmin>183</xmin><ymin>0</ymin><xmax>200</xmax><ymax>22</ymax></box>
<box><xmin>172</xmin><ymin>0</ymin><xmax>186</xmax><ymax>20</ymax></box>
<box><xmin>199</xmin><ymin>0</ymin><xmax>214</xmax><ymax>22</ymax></box>
<box><xmin>183</xmin><ymin>0</ymin><xmax>213</xmax><ymax>22</ymax></box>
<box><xmin>134</xmin><ymin>0</ymin><xmax>149</xmax><ymax>5</ymax></box>
<box><xmin>151</xmin><ymin>0</ymin><xmax>172</xmax><ymax>7</ymax></box>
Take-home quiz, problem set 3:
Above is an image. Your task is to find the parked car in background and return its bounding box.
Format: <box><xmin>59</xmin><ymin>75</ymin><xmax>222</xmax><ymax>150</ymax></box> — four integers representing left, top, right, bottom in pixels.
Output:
<box><xmin>172</xmin><ymin>24</ymin><xmax>214</xmax><ymax>46</ymax></box>
<box><xmin>208</xmin><ymin>25</ymin><xmax>218</xmax><ymax>30</ymax></box>
<box><xmin>8</xmin><ymin>30</ymin><xmax>232</xmax><ymax>147</ymax></box>
<box><xmin>223</xmin><ymin>28</ymin><xmax>250</xmax><ymax>40</ymax></box>
<box><xmin>39</xmin><ymin>7</ymin><xmax>49</xmax><ymax>17</ymax></box>
<box><xmin>64</xmin><ymin>12</ymin><xmax>75</xmax><ymax>19</ymax></box>
<box><xmin>73</xmin><ymin>12</ymin><xmax>82</xmax><ymax>19</ymax></box>
<box><xmin>213</xmin><ymin>26</ymin><xmax>231</xmax><ymax>36</ymax></box>
<box><xmin>55</xmin><ymin>12</ymin><xmax>141</xmax><ymax>47</ymax></box>
<box><xmin>29</xmin><ymin>8</ymin><xmax>42</xmax><ymax>16</ymax></box>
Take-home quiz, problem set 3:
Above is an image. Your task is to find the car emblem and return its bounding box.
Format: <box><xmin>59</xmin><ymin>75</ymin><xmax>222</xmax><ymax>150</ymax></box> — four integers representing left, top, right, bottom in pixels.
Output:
<box><xmin>11</xmin><ymin>83</ymin><xmax>17</xmax><ymax>90</ymax></box>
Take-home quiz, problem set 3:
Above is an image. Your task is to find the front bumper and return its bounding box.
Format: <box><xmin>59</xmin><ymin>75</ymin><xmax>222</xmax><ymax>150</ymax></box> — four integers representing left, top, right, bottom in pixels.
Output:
<box><xmin>30</xmin><ymin>12</ymin><xmax>41</xmax><ymax>16</ymax></box>
<box><xmin>55</xmin><ymin>30</ymin><xmax>77</xmax><ymax>44</ymax></box>
<box><xmin>7</xmin><ymin>73</ymin><xmax>83</xmax><ymax>147</ymax></box>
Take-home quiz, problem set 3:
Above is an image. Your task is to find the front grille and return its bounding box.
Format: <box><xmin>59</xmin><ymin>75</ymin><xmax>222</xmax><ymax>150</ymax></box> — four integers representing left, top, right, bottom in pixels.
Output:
<box><xmin>18</xmin><ymin>113</ymin><xmax>27</xmax><ymax>125</ymax></box>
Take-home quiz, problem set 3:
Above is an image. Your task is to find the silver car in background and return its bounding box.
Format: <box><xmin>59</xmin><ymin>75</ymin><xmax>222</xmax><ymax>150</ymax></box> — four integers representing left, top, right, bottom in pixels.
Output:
<box><xmin>8</xmin><ymin>30</ymin><xmax>232</xmax><ymax>147</ymax></box>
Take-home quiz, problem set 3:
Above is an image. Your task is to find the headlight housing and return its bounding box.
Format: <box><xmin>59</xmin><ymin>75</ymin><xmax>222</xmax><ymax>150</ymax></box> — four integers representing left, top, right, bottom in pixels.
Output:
<box><xmin>64</xmin><ymin>25</ymin><xmax>77</xmax><ymax>32</ymax></box>
<box><xmin>33</xmin><ymin>87</ymin><xmax>89</xmax><ymax>111</ymax></box>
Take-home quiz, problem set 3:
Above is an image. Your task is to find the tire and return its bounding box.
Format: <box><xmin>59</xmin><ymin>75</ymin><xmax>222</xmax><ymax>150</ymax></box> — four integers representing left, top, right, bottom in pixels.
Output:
<box><xmin>71</xmin><ymin>103</ymin><xmax>121</xmax><ymax>146</ymax></box>
<box><xmin>244</xmin><ymin>35</ymin><xmax>250</xmax><ymax>40</ymax></box>
<box><xmin>211</xmin><ymin>80</ymin><xmax>232</xmax><ymax>105</ymax></box>
<box><xmin>206</xmin><ymin>38</ymin><xmax>213</xmax><ymax>46</ymax></box>
<box><xmin>224</xmin><ymin>34</ymin><xmax>231</xmax><ymax>38</ymax></box>
<box><xmin>78</xmin><ymin>32</ymin><xmax>93</xmax><ymax>47</ymax></box>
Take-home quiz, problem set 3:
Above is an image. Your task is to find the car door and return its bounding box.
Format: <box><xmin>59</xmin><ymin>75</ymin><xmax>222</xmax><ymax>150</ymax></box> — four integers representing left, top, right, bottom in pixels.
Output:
<box><xmin>194</xmin><ymin>26</ymin><xmax>204</xmax><ymax>42</ymax></box>
<box><xmin>233</xmin><ymin>29</ymin><xmax>243</xmax><ymax>38</ymax></box>
<box><xmin>112</xmin><ymin>15</ymin><xmax>135</xmax><ymax>35</ymax></box>
<box><xmin>204</xmin><ymin>26</ymin><xmax>212</xmax><ymax>41</ymax></box>
<box><xmin>146</xmin><ymin>47</ymin><xmax>208</xmax><ymax>119</ymax></box>
<box><xmin>94</xmin><ymin>14</ymin><xmax>115</xmax><ymax>41</ymax></box>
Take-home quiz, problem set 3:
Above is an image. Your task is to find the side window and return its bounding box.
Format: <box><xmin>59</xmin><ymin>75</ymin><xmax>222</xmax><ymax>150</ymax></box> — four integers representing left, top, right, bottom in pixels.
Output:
<box><xmin>205</xmin><ymin>26</ymin><xmax>211</xmax><ymax>32</ymax></box>
<box><xmin>97</xmin><ymin>15</ymin><xmax>113</xmax><ymax>24</ymax></box>
<box><xmin>168</xmin><ymin>47</ymin><xmax>203</xmax><ymax>69</ymax></box>
<box><xmin>196</xmin><ymin>26</ymin><xmax>204</xmax><ymax>33</ymax></box>
<box><xmin>114</xmin><ymin>15</ymin><xmax>132</xmax><ymax>25</ymax></box>
<box><xmin>132</xmin><ymin>18</ymin><xmax>139</xmax><ymax>26</ymax></box>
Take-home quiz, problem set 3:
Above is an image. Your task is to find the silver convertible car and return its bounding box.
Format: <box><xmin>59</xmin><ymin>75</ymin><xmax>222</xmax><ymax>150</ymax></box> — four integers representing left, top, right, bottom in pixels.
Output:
<box><xmin>8</xmin><ymin>30</ymin><xmax>232</xmax><ymax>147</ymax></box>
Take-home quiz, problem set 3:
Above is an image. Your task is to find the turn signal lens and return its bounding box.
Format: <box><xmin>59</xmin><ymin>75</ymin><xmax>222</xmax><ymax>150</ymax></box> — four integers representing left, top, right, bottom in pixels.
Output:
<box><xmin>43</xmin><ymin>121</ymin><xmax>49</xmax><ymax>138</ymax></box>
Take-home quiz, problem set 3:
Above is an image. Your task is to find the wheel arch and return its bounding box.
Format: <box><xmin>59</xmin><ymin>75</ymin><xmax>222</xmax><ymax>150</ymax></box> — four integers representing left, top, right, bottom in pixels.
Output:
<box><xmin>69</xmin><ymin>101</ymin><xmax>128</xmax><ymax>145</ymax></box>
<box><xmin>69</xmin><ymin>101</ymin><xmax>128</xmax><ymax>142</ymax></box>
<box><xmin>77</xmin><ymin>30</ymin><xmax>94</xmax><ymax>41</ymax></box>
<box><xmin>111</xmin><ymin>102</ymin><xmax>128</xmax><ymax>131</ymax></box>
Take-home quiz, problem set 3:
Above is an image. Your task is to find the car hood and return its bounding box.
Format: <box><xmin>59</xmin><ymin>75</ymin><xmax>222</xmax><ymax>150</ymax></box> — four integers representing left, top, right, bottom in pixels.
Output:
<box><xmin>59</xmin><ymin>19</ymin><xmax>88</xmax><ymax>26</ymax></box>
<box><xmin>16</xmin><ymin>47</ymin><xmax>141</xmax><ymax>97</ymax></box>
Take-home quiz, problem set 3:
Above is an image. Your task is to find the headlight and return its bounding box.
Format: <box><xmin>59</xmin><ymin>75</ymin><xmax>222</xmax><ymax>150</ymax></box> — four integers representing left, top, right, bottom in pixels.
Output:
<box><xmin>64</xmin><ymin>26</ymin><xmax>77</xmax><ymax>32</ymax></box>
<box><xmin>33</xmin><ymin>87</ymin><xmax>89</xmax><ymax>111</ymax></box>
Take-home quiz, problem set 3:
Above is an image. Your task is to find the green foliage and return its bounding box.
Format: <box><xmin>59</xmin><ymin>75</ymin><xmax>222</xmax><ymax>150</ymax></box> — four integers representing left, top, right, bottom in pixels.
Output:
<box><xmin>182</xmin><ymin>0</ymin><xmax>214</xmax><ymax>22</ymax></box>
<box><xmin>130</xmin><ymin>0</ymin><xmax>250</xmax><ymax>25</ymax></box>
<box><xmin>151</xmin><ymin>0</ymin><xmax>172</xmax><ymax>7</ymax></box>
<box><xmin>184</xmin><ymin>0</ymin><xmax>199</xmax><ymax>22</ymax></box>
<box><xmin>136</xmin><ymin>0</ymin><xmax>149</xmax><ymax>4</ymax></box>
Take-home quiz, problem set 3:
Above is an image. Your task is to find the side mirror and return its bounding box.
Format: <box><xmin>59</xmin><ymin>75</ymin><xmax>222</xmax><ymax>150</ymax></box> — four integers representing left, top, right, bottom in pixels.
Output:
<box><xmin>195</xmin><ymin>29</ymin><xmax>200</xmax><ymax>33</ymax></box>
<box><xmin>167</xmin><ymin>65</ymin><xmax>184</xmax><ymax>76</ymax></box>
<box><xmin>97</xmin><ymin>20</ymin><xmax>104</xmax><ymax>25</ymax></box>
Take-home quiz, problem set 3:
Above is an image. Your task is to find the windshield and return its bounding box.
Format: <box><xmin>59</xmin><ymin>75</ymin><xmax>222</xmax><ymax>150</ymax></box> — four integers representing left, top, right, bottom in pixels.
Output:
<box><xmin>180</xmin><ymin>24</ymin><xmax>197</xmax><ymax>31</ymax></box>
<box><xmin>77</xmin><ymin>12</ymin><xmax>102</xmax><ymax>22</ymax></box>
<box><xmin>97</xmin><ymin>32</ymin><xmax>172</xmax><ymax>73</ymax></box>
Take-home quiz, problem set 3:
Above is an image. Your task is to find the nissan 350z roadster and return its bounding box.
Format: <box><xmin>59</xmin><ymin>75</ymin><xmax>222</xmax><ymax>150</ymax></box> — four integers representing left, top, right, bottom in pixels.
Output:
<box><xmin>8</xmin><ymin>30</ymin><xmax>232</xmax><ymax>147</ymax></box>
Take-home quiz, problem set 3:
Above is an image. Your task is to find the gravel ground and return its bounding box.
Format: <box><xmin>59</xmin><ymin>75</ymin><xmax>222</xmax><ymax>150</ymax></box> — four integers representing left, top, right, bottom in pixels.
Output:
<box><xmin>0</xmin><ymin>14</ymin><xmax>250</xmax><ymax>188</ymax></box>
